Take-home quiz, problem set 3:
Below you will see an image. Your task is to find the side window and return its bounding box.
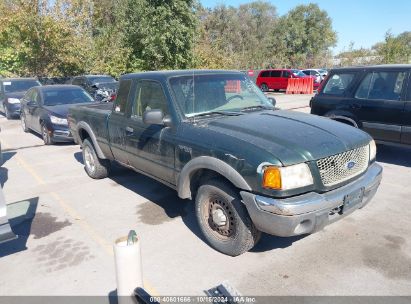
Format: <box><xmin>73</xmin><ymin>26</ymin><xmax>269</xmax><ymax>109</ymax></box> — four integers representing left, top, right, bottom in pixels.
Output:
<box><xmin>72</xmin><ymin>78</ymin><xmax>80</xmax><ymax>85</ymax></box>
<box><xmin>355</xmin><ymin>71</ymin><xmax>406</xmax><ymax>101</ymax></box>
<box><xmin>283</xmin><ymin>71</ymin><xmax>290</xmax><ymax>78</ymax></box>
<box><xmin>31</xmin><ymin>91</ymin><xmax>39</xmax><ymax>104</ymax></box>
<box><xmin>322</xmin><ymin>73</ymin><xmax>355</xmax><ymax>96</ymax></box>
<box><xmin>23</xmin><ymin>89</ymin><xmax>32</xmax><ymax>101</ymax></box>
<box><xmin>260</xmin><ymin>71</ymin><xmax>269</xmax><ymax>78</ymax></box>
<box><xmin>113</xmin><ymin>80</ymin><xmax>132</xmax><ymax>114</ymax></box>
<box><xmin>271</xmin><ymin>71</ymin><xmax>281</xmax><ymax>77</ymax></box>
<box><xmin>132</xmin><ymin>81</ymin><xmax>168</xmax><ymax>117</ymax></box>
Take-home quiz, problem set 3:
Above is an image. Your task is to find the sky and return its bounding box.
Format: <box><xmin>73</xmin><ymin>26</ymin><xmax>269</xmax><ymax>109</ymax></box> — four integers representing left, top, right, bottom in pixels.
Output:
<box><xmin>199</xmin><ymin>0</ymin><xmax>411</xmax><ymax>54</ymax></box>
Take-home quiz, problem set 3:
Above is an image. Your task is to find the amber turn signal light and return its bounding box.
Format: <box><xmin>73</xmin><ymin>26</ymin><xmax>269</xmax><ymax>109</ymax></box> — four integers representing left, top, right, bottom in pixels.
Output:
<box><xmin>262</xmin><ymin>167</ymin><xmax>282</xmax><ymax>190</ymax></box>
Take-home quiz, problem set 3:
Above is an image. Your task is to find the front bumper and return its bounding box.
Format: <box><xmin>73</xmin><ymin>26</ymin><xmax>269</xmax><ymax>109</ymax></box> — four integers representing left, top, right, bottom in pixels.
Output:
<box><xmin>241</xmin><ymin>163</ymin><xmax>382</xmax><ymax>237</ymax></box>
<box><xmin>49</xmin><ymin>125</ymin><xmax>74</xmax><ymax>143</ymax></box>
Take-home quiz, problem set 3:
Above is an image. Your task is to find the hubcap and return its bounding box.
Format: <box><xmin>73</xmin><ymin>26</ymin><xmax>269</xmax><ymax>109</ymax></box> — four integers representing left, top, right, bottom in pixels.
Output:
<box><xmin>84</xmin><ymin>146</ymin><xmax>95</xmax><ymax>173</ymax></box>
<box><xmin>207</xmin><ymin>198</ymin><xmax>235</xmax><ymax>238</ymax></box>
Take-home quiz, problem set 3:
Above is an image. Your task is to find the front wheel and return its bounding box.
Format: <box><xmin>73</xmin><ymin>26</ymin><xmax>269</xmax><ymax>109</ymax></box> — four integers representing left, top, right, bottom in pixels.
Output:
<box><xmin>21</xmin><ymin>114</ymin><xmax>29</xmax><ymax>132</ymax></box>
<box><xmin>41</xmin><ymin>123</ymin><xmax>53</xmax><ymax>145</ymax></box>
<box><xmin>195</xmin><ymin>179</ymin><xmax>261</xmax><ymax>256</ymax></box>
<box><xmin>4</xmin><ymin>107</ymin><xmax>11</xmax><ymax>120</ymax></box>
<box><xmin>82</xmin><ymin>138</ymin><xmax>111</xmax><ymax>179</ymax></box>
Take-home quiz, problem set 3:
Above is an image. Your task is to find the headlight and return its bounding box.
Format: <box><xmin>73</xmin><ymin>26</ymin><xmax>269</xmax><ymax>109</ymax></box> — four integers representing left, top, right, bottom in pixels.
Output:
<box><xmin>50</xmin><ymin>115</ymin><xmax>68</xmax><ymax>125</ymax></box>
<box><xmin>369</xmin><ymin>139</ymin><xmax>377</xmax><ymax>161</ymax></box>
<box><xmin>8</xmin><ymin>98</ymin><xmax>20</xmax><ymax>104</ymax></box>
<box><xmin>262</xmin><ymin>163</ymin><xmax>314</xmax><ymax>190</ymax></box>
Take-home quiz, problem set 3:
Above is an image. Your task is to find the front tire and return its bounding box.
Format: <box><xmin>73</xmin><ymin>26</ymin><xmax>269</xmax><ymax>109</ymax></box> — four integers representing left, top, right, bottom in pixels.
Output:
<box><xmin>4</xmin><ymin>106</ymin><xmax>11</xmax><ymax>120</ymax></box>
<box><xmin>21</xmin><ymin>114</ymin><xmax>29</xmax><ymax>132</ymax></box>
<box><xmin>82</xmin><ymin>138</ymin><xmax>111</xmax><ymax>179</ymax></box>
<box><xmin>41</xmin><ymin>123</ymin><xmax>53</xmax><ymax>145</ymax></box>
<box><xmin>195</xmin><ymin>179</ymin><xmax>261</xmax><ymax>256</ymax></box>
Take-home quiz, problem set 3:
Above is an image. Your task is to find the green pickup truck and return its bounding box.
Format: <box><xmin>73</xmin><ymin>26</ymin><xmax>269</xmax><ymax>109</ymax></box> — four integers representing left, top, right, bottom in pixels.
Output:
<box><xmin>68</xmin><ymin>70</ymin><xmax>383</xmax><ymax>256</ymax></box>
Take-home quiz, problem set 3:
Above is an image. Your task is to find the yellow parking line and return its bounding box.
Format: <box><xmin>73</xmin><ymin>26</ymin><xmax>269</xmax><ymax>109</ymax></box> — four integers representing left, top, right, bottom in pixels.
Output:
<box><xmin>1</xmin><ymin>138</ymin><xmax>159</xmax><ymax>296</ymax></box>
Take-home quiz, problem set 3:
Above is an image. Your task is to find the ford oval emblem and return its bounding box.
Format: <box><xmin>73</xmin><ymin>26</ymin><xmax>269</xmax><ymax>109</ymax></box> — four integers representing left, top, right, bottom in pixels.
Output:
<box><xmin>346</xmin><ymin>161</ymin><xmax>356</xmax><ymax>170</ymax></box>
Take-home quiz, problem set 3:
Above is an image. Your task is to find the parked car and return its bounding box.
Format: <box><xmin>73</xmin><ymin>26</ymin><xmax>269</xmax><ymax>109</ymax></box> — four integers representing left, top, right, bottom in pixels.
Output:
<box><xmin>68</xmin><ymin>70</ymin><xmax>382</xmax><ymax>256</ymax></box>
<box><xmin>310</xmin><ymin>64</ymin><xmax>411</xmax><ymax>147</ymax></box>
<box><xmin>20</xmin><ymin>85</ymin><xmax>96</xmax><ymax>145</ymax></box>
<box><xmin>302</xmin><ymin>69</ymin><xmax>324</xmax><ymax>83</ymax></box>
<box><xmin>0</xmin><ymin>78</ymin><xmax>42</xmax><ymax>119</ymax></box>
<box><xmin>71</xmin><ymin>75</ymin><xmax>118</xmax><ymax>97</ymax></box>
<box><xmin>256</xmin><ymin>69</ymin><xmax>320</xmax><ymax>92</ymax></box>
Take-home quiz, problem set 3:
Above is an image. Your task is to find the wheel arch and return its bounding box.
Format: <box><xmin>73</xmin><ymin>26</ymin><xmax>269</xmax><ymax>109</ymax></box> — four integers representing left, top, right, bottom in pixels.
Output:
<box><xmin>76</xmin><ymin>121</ymin><xmax>106</xmax><ymax>159</ymax></box>
<box><xmin>177</xmin><ymin>156</ymin><xmax>252</xmax><ymax>200</ymax></box>
<box><xmin>325</xmin><ymin>111</ymin><xmax>360</xmax><ymax>128</ymax></box>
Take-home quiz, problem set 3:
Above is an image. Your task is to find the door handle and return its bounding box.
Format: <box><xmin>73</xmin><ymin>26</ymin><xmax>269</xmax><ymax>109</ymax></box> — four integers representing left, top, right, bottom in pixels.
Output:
<box><xmin>351</xmin><ymin>103</ymin><xmax>362</xmax><ymax>109</ymax></box>
<box><xmin>125</xmin><ymin>126</ymin><xmax>134</xmax><ymax>136</ymax></box>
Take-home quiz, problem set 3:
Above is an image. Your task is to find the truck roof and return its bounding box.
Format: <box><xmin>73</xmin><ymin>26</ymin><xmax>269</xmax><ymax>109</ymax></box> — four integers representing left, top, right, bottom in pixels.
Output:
<box><xmin>121</xmin><ymin>70</ymin><xmax>243</xmax><ymax>81</ymax></box>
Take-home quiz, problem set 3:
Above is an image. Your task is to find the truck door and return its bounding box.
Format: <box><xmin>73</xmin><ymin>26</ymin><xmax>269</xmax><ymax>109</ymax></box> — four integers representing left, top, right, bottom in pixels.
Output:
<box><xmin>124</xmin><ymin>79</ymin><xmax>176</xmax><ymax>184</ymax></box>
<box><xmin>401</xmin><ymin>71</ymin><xmax>411</xmax><ymax>144</ymax></box>
<box><xmin>352</xmin><ymin>69</ymin><xmax>407</xmax><ymax>143</ymax></box>
<box><xmin>107</xmin><ymin>79</ymin><xmax>133</xmax><ymax>164</ymax></box>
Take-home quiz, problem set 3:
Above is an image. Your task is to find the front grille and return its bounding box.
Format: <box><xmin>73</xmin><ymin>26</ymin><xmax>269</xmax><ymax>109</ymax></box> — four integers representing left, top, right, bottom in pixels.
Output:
<box><xmin>317</xmin><ymin>145</ymin><xmax>369</xmax><ymax>186</ymax></box>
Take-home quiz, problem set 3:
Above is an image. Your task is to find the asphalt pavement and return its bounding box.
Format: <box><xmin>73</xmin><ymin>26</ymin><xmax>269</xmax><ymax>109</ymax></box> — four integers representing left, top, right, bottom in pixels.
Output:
<box><xmin>0</xmin><ymin>94</ymin><xmax>410</xmax><ymax>299</ymax></box>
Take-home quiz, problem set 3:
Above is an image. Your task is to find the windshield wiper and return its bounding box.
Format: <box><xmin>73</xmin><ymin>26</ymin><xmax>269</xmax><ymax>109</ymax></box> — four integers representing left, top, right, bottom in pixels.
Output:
<box><xmin>240</xmin><ymin>105</ymin><xmax>273</xmax><ymax>112</ymax></box>
<box><xmin>189</xmin><ymin>111</ymin><xmax>242</xmax><ymax>118</ymax></box>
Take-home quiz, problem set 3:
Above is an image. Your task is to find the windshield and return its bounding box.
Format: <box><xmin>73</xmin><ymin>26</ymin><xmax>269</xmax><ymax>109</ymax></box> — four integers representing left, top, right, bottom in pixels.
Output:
<box><xmin>89</xmin><ymin>76</ymin><xmax>116</xmax><ymax>84</ymax></box>
<box><xmin>292</xmin><ymin>70</ymin><xmax>306</xmax><ymax>77</ymax></box>
<box><xmin>3</xmin><ymin>80</ymin><xmax>41</xmax><ymax>93</ymax></box>
<box><xmin>169</xmin><ymin>74</ymin><xmax>273</xmax><ymax>118</ymax></box>
<box><xmin>43</xmin><ymin>88</ymin><xmax>94</xmax><ymax>106</ymax></box>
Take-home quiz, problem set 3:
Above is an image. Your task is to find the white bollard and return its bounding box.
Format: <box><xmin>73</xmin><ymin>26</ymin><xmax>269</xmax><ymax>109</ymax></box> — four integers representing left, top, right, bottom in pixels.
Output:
<box><xmin>114</xmin><ymin>230</ymin><xmax>143</xmax><ymax>304</ymax></box>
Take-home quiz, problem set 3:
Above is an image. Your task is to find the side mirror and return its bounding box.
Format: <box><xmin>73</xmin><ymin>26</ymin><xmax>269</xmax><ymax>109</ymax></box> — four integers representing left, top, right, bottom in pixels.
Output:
<box><xmin>268</xmin><ymin>97</ymin><xmax>276</xmax><ymax>106</ymax></box>
<box><xmin>143</xmin><ymin>109</ymin><xmax>166</xmax><ymax>125</ymax></box>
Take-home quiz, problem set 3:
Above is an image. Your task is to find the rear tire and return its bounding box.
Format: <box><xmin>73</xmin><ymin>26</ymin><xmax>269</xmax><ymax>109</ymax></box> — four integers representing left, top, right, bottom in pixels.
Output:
<box><xmin>195</xmin><ymin>179</ymin><xmax>261</xmax><ymax>256</ymax></box>
<box><xmin>82</xmin><ymin>138</ymin><xmax>111</xmax><ymax>179</ymax></box>
<box><xmin>260</xmin><ymin>83</ymin><xmax>269</xmax><ymax>92</ymax></box>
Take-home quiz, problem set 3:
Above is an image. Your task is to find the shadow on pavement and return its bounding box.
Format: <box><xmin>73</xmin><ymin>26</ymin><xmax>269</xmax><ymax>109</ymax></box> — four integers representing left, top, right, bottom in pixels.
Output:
<box><xmin>0</xmin><ymin>197</ymin><xmax>38</xmax><ymax>258</ymax></box>
<box><xmin>376</xmin><ymin>144</ymin><xmax>411</xmax><ymax>168</ymax></box>
<box><xmin>0</xmin><ymin>152</ymin><xmax>16</xmax><ymax>187</ymax></box>
<box><xmin>73</xmin><ymin>151</ymin><xmax>304</xmax><ymax>253</ymax></box>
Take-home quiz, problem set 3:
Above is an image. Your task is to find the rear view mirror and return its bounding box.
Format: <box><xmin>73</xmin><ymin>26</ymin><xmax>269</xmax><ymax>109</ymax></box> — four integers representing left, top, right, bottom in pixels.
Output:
<box><xmin>143</xmin><ymin>109</ymin><xmax>164</xmax><ymax>125</ymax></box>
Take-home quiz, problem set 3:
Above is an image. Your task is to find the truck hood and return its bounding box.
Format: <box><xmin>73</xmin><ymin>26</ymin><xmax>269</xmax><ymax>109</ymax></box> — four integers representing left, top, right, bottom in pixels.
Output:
<box><xmin>205</xmin><ymin>110</ymin><xmax>371</xmax><ymax>166</ymax></box>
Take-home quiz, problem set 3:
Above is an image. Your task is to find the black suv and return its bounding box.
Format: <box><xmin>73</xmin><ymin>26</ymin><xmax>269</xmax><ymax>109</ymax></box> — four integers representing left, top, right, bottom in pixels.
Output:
<box><xmin>310</xmin><ymin>64</ymin><xmax>411</xmax><ymax>147</ymax></box>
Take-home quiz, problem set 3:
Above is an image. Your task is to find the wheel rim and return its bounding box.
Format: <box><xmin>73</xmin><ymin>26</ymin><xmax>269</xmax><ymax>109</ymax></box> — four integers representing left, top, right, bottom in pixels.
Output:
<box><xmin>21</xmin><ymin>115</ymin><xmax>26</xmax><ymax>130</ymax></box>
<box><xmin>42</xmin><ymin>126</ymin><xmax>49</xmax><ymax>143</ymax></box>
<box><xmin>203</xmin><ymin>196</ymin><xmax>236</xmax><ymax>239</ymax></box>
<box><xmin>84</xmin><ymin>146</ymin><xmax>96</xmax><ymax>173</ymax></box>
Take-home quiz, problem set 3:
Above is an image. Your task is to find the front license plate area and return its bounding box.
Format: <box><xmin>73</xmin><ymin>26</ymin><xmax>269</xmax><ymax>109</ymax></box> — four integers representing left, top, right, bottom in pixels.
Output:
<box><xmin>342</xmin><ymin>187</ymin><xmax>365</xmax><ymax>213</ymax></box>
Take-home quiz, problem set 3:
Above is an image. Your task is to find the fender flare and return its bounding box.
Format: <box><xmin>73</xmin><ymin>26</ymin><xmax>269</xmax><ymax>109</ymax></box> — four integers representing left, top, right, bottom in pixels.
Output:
<box><xmin>76</xmin><ymin>121</ymin><xmax>106</xmax><ymax>159</ymax></box>
<box><xmin>177</xmin><ymin>156</ymin><xmax>252</xmax><ymax>200</ymax></box>
<box><xmin>325</xmin><ymin>112</ymin><xmax>360</xmax><ymax>128</ymax></box>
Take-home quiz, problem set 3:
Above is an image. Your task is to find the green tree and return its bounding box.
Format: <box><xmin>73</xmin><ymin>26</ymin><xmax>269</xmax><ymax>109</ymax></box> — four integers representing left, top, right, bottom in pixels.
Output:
<box><xmin>271</xmin><ymin>3</ymin><xmax>336</xmax><ymax>68</ymax></box>
<box><xmin>123</xmin><ymin>0</ymin><xmax>198</xmax><ymax>71</ymax></box>
<box><xmin>374</xmin><ymin>31</ymin><xmax>411</xmax><ymax>64</ymax></box>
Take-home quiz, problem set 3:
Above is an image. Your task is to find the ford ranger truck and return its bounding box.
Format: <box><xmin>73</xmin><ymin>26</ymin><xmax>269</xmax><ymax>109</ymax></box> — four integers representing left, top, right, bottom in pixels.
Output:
<box><xmin>68</xmin><ymin>70</ymin><xmax>383</xmax><ymax>256</ymax></box>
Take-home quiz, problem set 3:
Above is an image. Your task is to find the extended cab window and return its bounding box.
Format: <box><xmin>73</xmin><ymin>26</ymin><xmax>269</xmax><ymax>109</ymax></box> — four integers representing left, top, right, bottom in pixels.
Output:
<box><xmin>355</xmin><ymin>71</ymin><xmax>406</xmax><ymax>101</ymax></box>
<box><xmin>132</xmin><ymin>80</ymin><xmax>168</xmax><ymax>117</ymax></box>
<box><xmin>113</xmin><ymin>80</ymin><xmax>132</xmax><ymax>114</ymax></box>
<box><xmin>260</xmin><ymin>71</ymin><xmax>269</xmax><ymax>77</ymax></box>
<box><xmin>322</xmin><ymin>73</ymin><xmax>355</xmax><ymax>95</ymax></box>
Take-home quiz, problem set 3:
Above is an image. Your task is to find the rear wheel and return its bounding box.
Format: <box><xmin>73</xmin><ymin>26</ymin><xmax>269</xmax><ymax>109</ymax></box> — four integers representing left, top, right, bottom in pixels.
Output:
<box><xmin>41</xmin><ymin>123</ymin><xmax>53</xmax><ymax>145</ymax></box>
<box><xmin>260</xmin><ymin>83</ymin><xmax>269</xmax><ymax>92</ymax></box>
<box><xmin>82</xmin><ymin>138</ymin><xmax>111</xmax><ymax>179</ymax></box>
<box><xmin>195</xmin><ymin>179</ymin><xmax>261</xmax><ymax>256</ymax></box>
